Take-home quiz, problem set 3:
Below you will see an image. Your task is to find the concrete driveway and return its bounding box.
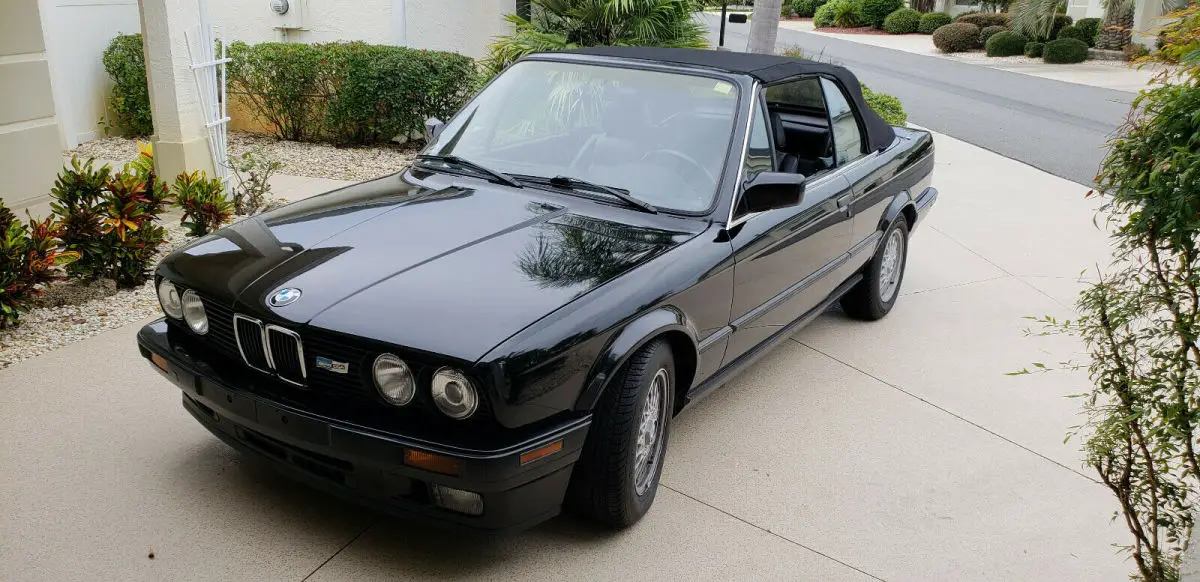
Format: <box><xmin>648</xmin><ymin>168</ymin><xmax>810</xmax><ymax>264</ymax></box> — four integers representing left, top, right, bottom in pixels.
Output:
<box><xmin>0</xmin><ymin>132</ymin><xmax>1128</xmax><ymax>580</ymax></box>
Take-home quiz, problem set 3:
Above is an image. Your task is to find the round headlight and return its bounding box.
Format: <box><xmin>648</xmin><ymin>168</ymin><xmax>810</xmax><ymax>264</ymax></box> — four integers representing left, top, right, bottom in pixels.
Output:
<box><xmin>181</xmin><ymin>289</ymin><xmax>208</xmax><ymax>334</ymax></box>
<box><xmin>431</xmin><ymin>367</ymin><xmax>478</xmax><ymax>420</ymax></box>
<box><xmin>373</xmin><ymin>354</ymin><xmax>416</xmax><ymax>406</ymax></box>
<box><xmin>157</xmin><ymin>279</ymin><xmax>183</xmax><ymax>319</ymax></box>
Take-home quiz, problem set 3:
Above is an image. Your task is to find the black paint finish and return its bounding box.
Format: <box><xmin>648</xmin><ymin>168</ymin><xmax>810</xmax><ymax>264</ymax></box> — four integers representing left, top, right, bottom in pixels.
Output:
<box><xmin>141</xmin><ymin>49</ymin><xmax>938</xmax><ymax>532</ymax></box>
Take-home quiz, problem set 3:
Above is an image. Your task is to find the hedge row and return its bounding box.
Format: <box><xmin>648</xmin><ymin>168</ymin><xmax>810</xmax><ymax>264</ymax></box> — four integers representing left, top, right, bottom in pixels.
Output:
<box><xmin>226</xmin><ymin>41</ymin><xmax>478</xmax><ymax>146</ymax></box>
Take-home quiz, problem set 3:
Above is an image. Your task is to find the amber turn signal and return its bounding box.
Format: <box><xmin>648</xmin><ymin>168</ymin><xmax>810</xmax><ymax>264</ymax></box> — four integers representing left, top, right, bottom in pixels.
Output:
<box><xmin>519</xmin><ymin>439</ymin><xmax>563</xmax><ymax>466</ymax></box>
<box><xmin>403</xmin><ymin>449</ymin><xmax>459</xmax><ymax>476</ymax></box>
<box><xmin>150</xmin><ymin>353</ymin><xmax>169</xmax><ymax>372</ymax></box>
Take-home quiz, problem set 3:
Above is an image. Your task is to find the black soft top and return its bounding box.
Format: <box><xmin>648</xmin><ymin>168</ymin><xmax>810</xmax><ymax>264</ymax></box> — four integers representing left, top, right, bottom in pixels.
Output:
<box><xmin>557</xmin><ymin>46</ymin><xmax>897</xmax><ymax>152</ymax></box>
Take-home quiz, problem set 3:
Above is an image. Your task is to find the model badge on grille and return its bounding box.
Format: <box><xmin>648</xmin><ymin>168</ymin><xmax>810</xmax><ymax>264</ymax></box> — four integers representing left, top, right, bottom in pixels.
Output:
<box><xmin>270</xmin><ymin>287</ymin><xmax>302</xmax><ymax>307</ymax></box>
<box><xmin>315</xmin><ymin>356</ymin><xmax>349</xmax><ymax>374</ymax></box>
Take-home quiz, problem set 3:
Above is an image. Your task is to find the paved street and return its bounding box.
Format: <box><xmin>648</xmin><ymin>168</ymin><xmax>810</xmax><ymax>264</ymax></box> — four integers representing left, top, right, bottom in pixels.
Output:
<box><xmin>703</xmin><ymin>13</ymin><xmax>1134</xmax><ymax>185</ymax></box>
<box><xmin>0</xmin><ymin>131</ymin><xmax>1130</xmax><ymax>580</ymax></box>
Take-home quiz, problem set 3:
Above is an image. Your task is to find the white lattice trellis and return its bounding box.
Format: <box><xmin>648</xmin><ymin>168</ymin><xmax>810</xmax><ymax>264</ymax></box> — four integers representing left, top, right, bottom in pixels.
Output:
<box><xmin>184</xmin><ymin>0</ymin><xmax>231</xmax><ymax>190</ymax></box>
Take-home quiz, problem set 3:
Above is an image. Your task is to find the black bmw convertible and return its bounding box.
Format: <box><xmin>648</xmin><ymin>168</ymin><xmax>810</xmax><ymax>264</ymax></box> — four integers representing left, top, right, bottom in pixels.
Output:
<box><xmin>138</xmin><ymin>47</ymin><xmax>937</xmax><ymax>532</ymax></box>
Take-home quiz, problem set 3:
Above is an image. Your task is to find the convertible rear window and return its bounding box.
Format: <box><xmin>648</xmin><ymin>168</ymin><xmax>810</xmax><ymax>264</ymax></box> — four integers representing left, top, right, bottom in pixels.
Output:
<box><xmin>423</xmin><ymin>60</ymin><xmax>741</xmax><ymax>213</ymax></box>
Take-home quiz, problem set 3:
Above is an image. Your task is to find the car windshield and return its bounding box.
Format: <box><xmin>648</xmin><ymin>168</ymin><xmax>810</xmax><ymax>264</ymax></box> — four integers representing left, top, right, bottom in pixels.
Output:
<box><xmin>422</xmin><ymin>60</ymin><xmax>742</xmax><ymax>213</ymax></box>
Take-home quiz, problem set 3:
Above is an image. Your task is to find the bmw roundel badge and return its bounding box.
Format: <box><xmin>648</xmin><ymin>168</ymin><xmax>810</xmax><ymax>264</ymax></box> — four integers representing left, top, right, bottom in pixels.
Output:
<box><xmin>270</xmin><ymin>287</ymin><xmax>302</xmax><ymax>307</ymax></box>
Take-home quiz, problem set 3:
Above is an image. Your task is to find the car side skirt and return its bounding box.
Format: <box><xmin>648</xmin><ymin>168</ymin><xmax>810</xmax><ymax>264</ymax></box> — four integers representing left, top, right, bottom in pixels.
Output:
<box><xmin>679</xmin><ymin>273</ymin><xmax>864</xmax><ymax>410</ymax></box>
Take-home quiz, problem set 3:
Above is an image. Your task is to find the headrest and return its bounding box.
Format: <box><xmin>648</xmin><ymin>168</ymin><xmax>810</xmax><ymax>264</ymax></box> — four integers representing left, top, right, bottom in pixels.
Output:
<box><xmin>769</xmin><ymin>111</ymin><xmax>787</xmax><ymax>149</ymax></box>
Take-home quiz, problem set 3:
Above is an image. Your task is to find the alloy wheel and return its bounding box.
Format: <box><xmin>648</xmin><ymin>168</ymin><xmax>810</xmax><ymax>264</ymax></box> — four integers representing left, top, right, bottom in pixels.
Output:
<box><xmin>633</xmin><ymin>368</ymin><xmax>669</xmax><ymax>496</ymax></box>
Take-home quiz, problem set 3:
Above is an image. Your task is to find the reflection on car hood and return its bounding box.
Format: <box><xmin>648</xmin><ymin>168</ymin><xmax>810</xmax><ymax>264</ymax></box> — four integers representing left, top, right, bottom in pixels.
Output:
<box><xmin>163</xmin><ymin>171</ymin><xmax>697</xmax><ymax>362</ymax></box>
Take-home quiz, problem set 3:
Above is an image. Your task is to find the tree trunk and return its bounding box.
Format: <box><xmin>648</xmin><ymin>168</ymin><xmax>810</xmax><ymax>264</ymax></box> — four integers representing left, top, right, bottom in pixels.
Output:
<box><xmin>1096</xmin><ymin>3</ymin><xmax>1134</xmax><ymax>50</ymax></box>
<box><xmin>747</xmin><ymin>0</ymin><xmax>784</xmax><ymax>54</ymax></box>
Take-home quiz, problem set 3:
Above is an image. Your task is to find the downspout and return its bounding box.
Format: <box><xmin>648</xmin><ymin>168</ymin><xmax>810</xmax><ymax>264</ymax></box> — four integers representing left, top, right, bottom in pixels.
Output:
<box><xmin>392</xmin><ymin>0</ymin><xmax>407</xmax><ymax>45</ymax></box>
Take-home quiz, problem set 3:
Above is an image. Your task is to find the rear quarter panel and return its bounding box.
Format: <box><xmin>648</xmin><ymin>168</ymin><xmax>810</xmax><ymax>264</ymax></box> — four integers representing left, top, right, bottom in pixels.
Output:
<box><xmin>844</xmin><ymin>127</ymin><xmax>935</xmax><ymax>252</ymax></box>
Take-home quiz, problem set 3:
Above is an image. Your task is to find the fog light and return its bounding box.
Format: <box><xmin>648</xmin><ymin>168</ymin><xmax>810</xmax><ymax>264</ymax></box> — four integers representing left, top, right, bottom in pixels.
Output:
<box><xmin>430</xmin><ymin>484</ymin><xmax>484</xmax><ymax>516</ymax></box>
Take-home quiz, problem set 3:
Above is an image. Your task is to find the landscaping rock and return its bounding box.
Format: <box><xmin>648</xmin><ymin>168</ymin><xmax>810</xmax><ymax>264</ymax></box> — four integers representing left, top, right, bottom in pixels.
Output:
<box><xmin>70</xmin><ymin>131</ymin><xmax>419</xmax><ymax>183</ymax></box>
<box><xmin>28</xmin><ymin>278</ymin><xmax>118</xmax><ymax>309</ymax></box>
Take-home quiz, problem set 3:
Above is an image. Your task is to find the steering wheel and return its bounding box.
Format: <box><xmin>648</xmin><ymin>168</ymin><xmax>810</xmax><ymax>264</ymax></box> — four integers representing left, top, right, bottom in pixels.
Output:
<box><xmin>641</xmin><ymin>149</ymin><xmax>718</xmax><ymax>188</ymax></box>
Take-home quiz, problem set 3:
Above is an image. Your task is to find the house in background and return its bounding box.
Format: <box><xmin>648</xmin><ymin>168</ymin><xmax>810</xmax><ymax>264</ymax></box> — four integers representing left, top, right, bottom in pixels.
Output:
<box><xmin>1</xmin><ymin>0</ymin><xmax>520</xmax><ymax>208</ymax></box>
<box><xmin>1</xmin><ymin>0</ymin><xmax>75</xmax><ymax>206</ymax></box>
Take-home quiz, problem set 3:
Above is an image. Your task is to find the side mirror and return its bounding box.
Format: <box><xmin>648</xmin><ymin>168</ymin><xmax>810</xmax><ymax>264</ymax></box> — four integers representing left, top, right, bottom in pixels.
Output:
<box><xmin>742</xmin><ymin>172</ymin><xmax>805</xmax><ymax>213</ymax></box>
<box><xmin>728</xmin><ymin>13</ymin><xmax>748</xmax><ymax>23</ymax></box>
<box><xmin>424</xmin><ymin>117</ymin><xmax>446</xmax><ymax>143</ymax></box>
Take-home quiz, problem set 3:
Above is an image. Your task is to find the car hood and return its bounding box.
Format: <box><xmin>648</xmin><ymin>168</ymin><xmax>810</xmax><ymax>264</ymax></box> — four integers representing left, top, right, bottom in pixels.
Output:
<box><xmin>162</xmin><ymin>171</ymin><xmax>698</xmax><ymax>362</ymax></box>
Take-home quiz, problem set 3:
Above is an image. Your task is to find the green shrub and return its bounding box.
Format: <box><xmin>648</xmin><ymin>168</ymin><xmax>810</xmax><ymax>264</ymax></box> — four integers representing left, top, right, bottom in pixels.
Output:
<box><xmin>1056</xmin><ymin>24</ymin><xmax>1091</xmax><ymax>45</ymax></box>
<box><xmin>932</xmin><ymin>22</ymin><xmax>981</xmax><ymax>51</ymax></box>
<box><xmin>919</xmin><ymin>11</ymin><xmax>953</xmax><ymax>34</ymax></box>
<box><xmin>227</xmin><ymin>41</ymin><xmax>477</xmax><ymax>146</ymax></box>
<box><xmin>980</xmin><ymin>24</ymin><xmax>1008</xmax><ymax>44</ymax></box>
<box><xmin>1048</xmin><ymin>73</ymin><xmax>1200</xmax><ymax>582</ymax></box>
<box><xmin>813</xmin><ymin>2</ymin><xmax>837</xmax><ymax>27</ymax></box>
<box><xmin>321</xmin><ymin>42</ymin><xmax>477</xmax><ymax>146</ymax></box>
<box><xmin>955</xmin><ymin>12</ymin><xmax>1010</xmax><ymax>28</ymax></box>
<box><xmin>50</xmin><ymin>148</ymin><xmax>170</xmax><ymax>288</ymax></box>
<box><xmin>173</xmin><ymin>171</ymin><xmax>232</xmax><ymax>238</ymax></box>
<box><xmin>883</xmin><ymin>8</ymin><xmax>921</xmax><ymax>34</ymax></box>
<box><xmin>226</xmin><ymin>41</ymin><xmax>325</xmax><ymax>142</ymax></box>
<box><xmin>101</xmin><ymin>34</ymin><xmax>153</xmax><ymax>137</ymax></box>
<box><xmin>483</xmin><ymin>0</ymin><xmax>707</xmax><ymax>77</ymax></box>
<box><xmin>1023</xmin><ymin>40</ymin><xmax>1045</xmax><ymax>57</ymax></box>
<box><xmin>1074</xmin><ymin>17</ymin><xmax>1101</xmax><ymax>46</ymax></box>
<box><xmin>0</xmin><ymin>203</ymin><xmax>78</xmax><ymax>328</ymax></box>
<box><xmin>815</xmin><ymin>0</ymin><xmax>863</xmax><ymax>27</ymax></box>
<box><xmin>791</xmin><ymin>0</ymin><xmax>826</xmax><ymax>17</ymax></box>
<box><xmin>862</xmin><ymin>85</ymin><xmax>907</xmax><ymax>125</ymax></box>
<box><xmin>1042</xmin><ymin>37</ymin><xmax>1089</xmax><ymax>63</ymax></box>
<box><xmin>861</xmin><ymin>0</ymin><xmax>902</xmax><ymax>28</ymax></box>
<box><xmin>986</xmin><ymin>30</ymin><xmax>1028</xmax><ymax>56</ymax></box>
<box><xmin>1049</xmin><ymin>14</ymin><xmax>1073</xmax><ymax>40</ymax></box>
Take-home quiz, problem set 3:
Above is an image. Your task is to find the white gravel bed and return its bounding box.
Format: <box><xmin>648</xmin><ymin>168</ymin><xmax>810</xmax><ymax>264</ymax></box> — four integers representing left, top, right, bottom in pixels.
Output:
<box><xmin>0</xmin><ymin>222</ymin><xmax>192</xmax><ymax>370</ymax></box>
<box><xmin>942</xmin><ymin>50</ymin><xmax>1135</xmax><ymax>67</ymax></box>
<box><xmin>69</xmin><ymin>131</ymin><xmax>419</xmax><ymax>183</ymax></box>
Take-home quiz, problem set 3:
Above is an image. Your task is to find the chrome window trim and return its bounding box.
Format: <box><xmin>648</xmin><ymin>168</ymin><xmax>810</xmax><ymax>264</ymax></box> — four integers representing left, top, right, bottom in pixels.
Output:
<box><xmin>726</xmin><ymin>81</ymin><xmax>761</xmax><ymax>227</ymax></box>
<box><xmin>232</xmin><ymin>314</ymin><xmax>273</xmax><ymax>375</ymax></box>
<box><xmin>265</xmin><ymin>324</ymin><xmax>307</xmax><ymax>386</ymax></box>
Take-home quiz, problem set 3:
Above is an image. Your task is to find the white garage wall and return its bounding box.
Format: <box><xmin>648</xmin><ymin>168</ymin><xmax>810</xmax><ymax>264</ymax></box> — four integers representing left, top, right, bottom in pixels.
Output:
<box><xmin>39</xmin><ymin>0</ymin><xmax>141</xmax><ymax>148</ymax></box>
<box><xmin>405</xmin><ymin>0</ymin><xmax>515</xmax><ymax>61</ymax></box>
<box><xmin>205</xmin><ymin>0</ymin><xmax>395</xmax><ymax>44</ymax></box>
<box><xmin>203</xmin><ymin>0</ymin><xmax>516</xmax><ymax>60</ymax></box>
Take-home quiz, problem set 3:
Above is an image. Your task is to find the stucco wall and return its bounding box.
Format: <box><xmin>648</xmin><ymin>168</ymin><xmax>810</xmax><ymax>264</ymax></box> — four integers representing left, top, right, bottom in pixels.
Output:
<box><xmin>405</xmin><ymin>0</ymin><xmax>515</xmax><ymax>60</ymax></box>
<box><xmin>0</xmin><ymin>0</ymin><xmax>65</xmax><ymax>205</ymax></box>
<box><xmin>39</xmin><ymin>0</ymin><xmax>142</xmax><ymax>147</ymax></box>
<box><xmin>203</xmin><ymin>0</ymin><xmax>516</xmax><ymax>60</ymax></box>
<box><xmin>206</xmin><ymin>0</ymin><xmax>395</xmax><ymax>45</ymax></box>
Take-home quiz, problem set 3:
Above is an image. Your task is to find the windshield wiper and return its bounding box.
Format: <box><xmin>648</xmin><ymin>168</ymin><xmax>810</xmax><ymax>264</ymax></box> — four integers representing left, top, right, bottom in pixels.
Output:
<box><xmin>414</xmin><ymin>154</ymin><xmax>523</xmax><ymax>189</ymax></box>
<box><xmin>519</xmin><ymin>175</ymin><xmax>658</xmax><ymax>214</ymax></box>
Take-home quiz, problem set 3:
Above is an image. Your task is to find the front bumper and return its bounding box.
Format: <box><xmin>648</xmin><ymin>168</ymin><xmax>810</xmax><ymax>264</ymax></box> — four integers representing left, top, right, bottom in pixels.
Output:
<box><xmin>136</xmin><ymin>320</ymin><xmax>590</xmax><ymax>533</ymax></box>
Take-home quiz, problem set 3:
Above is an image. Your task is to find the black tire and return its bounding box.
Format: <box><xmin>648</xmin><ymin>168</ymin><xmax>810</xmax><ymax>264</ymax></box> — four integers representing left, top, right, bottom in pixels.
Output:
<box><xmin>568</xmin><ymin>339</ymin><xmax>675</xmax><ymax>528</ymax></box>
<box><xmin>841</xmin><ymin>218</ymin><xmax>909</xmax><ymax>321</ymax></box>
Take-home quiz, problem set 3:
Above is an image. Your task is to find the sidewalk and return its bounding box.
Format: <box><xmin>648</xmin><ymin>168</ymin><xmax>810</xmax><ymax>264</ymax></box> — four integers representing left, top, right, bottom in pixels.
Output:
<box><xmin>779</xmin><ymin>19</ymin><xmax>1164</xmax><ymax>92</ymax></box>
